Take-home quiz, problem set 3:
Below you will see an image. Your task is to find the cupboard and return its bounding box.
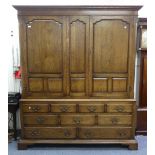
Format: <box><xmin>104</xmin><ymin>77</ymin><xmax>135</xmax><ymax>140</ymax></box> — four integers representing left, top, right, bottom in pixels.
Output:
<box><xmin>13</xmin><ymin>5</ymin><xmax>142</xmax><ymax>150</ymax></box>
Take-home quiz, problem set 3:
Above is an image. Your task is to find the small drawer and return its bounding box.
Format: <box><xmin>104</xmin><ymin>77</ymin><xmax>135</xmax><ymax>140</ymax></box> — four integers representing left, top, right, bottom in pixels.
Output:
<box><xmin>24</xmin><ymin>127</ymin><xmax>76</xmax><ymax>139</ymax></box>
<box><xmin>79</xmin><ymin>127</ymin><xmax>132</xmax><ymax>139</ymax></box>
<box><xmin>60</xmin><ymin>114</ymin><xmax>95</xmax><ymax>125</ymax></box>
<box><xmin>51</xmin><ymin>104</ymin><xmax>76</xmax><ymax>113</ymax></box>
<box><xmin>98</xmin><ymin>114</ymin><xmax>132</xmax><ymax>126</ymax></box>
<box><xmin>23</xmin><ymin>115</ymin><xmax>58</xmax><ymax>125</ymax></box>
<box><xmin>107</xmin><ymin>103</ymin><xmax>133</xmax><ymax>113</ymax></box>
<box><xmin>79</xmin><ymin>103</ymin><xmax>104</xmax><ymax>113</ymax></box>
<box><xmin>23</xmin><ymin>104</ymin><xmax>49</xmax><ymax>113</ymax></box>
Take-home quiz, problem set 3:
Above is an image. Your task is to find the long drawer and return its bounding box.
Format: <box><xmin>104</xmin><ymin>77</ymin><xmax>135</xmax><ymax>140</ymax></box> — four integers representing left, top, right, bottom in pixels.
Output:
<box><xmin>98</xmin><ymin>114</ymin><xmax>132</xmax><ymax>125</ymax></box>
<box><xmin>60</xmin><ymin>114</ymin><xmax>95</xmax><ymax>125</ymax></box>
<box><xmin>79</xmin><ymin>127</ymin><xmax>132</xmax><ymax>139</ymax></box>
<box><xmin>23</xmin><ymin>115</ymin><xmax>58</xmax><ymax>125</ymax></box>
<box><xmin>24</xmin><ymin>127</ymin><xmax>76</xmax><ymax>139</ymax></box>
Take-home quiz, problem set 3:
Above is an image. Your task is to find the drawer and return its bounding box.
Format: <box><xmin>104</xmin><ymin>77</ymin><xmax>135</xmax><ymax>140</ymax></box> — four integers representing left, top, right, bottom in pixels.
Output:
<box><xmin>60</xmin><ymin>114</ymin><xmax>95</xmax><ymax>125</ymax></box>
<box><xmin>23</xmin><ymin>104</ymin><xmax>49</xmax><ymax>113</ymax></box>
<box><xmin>79</xmin><ymin>127</ymin><xmax>132</xmax><ymax>139</ymax></box>
<box><xmin>98</xmin><ymin>114</ymin><xmax>132</xmax><ymax>125</ymax></box>
<box><xmin>79</xmin><ymin>103</ymin><xmax>104</xmax><ymax>113</ymax></box>
<box><xmin>24</xmin><ymin>127</ymin><xmax>76</xmax><ymax>139</ymax></box>
<box><xmin>51</xmin><ymin>104</ymin><xmax>76</xmax><ymax>113</ymax></box>
<box><xmin>107</xmin><ymin>103</ymin><xmax>133</xmax><ymax>113</ymax></box>
<box><xmin>23</xmin><ymin>115</ymin><xmax>58</xmax><ymax>125</ymax></box>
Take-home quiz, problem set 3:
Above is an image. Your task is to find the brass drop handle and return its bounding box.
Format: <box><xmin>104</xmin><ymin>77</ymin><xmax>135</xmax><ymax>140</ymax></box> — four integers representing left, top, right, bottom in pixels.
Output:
<box><xmin>60</xmin><ymin>105</ymin><xmax>69</xmax><ymax>112</ymax></box>
<box><xmin>64</xmin><ymin>129</ymin><xmax>70</xmax><ymax>137</ymax></box>
<box><xmin>31</xmin><ymin>106</ymin><xmax>40</xmax><ymax>112</ymax></box>
<box><xmin>84</xmin><ymin>130</ymin><xmax>92</xmax><ymax>138</ymax></box>
<box><xmin>87</xmin><ymin>106</ymin><xmax>96</xmax><ymax>112</ymax></box>
<box><xmin>111</xmin><ymin>117</ymin><xmax>118</xmax><ymax>124</ymax></box>
<box><xmin>115</xmin><ymin>106</ymin><xmax>124</xmax><ymax>112</ymax></box>
<box><xmin>73</xmin><ymin>117</ymin><xmax>81</xmax><ymax>124</ymax></box>
<box><xmin>31</xmin><ymin>130</ymin><xmax>40</xmax><ymax>136</ymax></box>
<box><xmin>36</xmin><ymin>117</ymin><xmax>45</xmax><ymax>124</ymax></box>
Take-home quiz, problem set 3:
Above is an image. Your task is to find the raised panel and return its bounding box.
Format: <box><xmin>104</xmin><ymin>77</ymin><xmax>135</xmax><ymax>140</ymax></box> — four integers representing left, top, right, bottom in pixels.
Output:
<box><xmin>28</xmin><ymin>78</ymin><xmax>43</xmax><ymax>92</ymax></box>
<box><xmin>48</xmin><ymin>78</ymin><xmax>63</xmax><ymax>93</ymax></box>
<box><xmin>27</xmin><ymin>18</ymin><xmax>63</xmax><ymax>73</ymax></box>
<box><xmin>70</xmin><ymin>19</ymin><xmax>86</xmax><ymax>73</ymax></box>
<box><xmin>93</xmin><ymin>19</ymin><xmax>129</xmax><ymax>73</ymax></box>
<box><xmin>112</xmin><ymin>78</ymin><xmax>127</xmax><ymax>92</ymax></box>
<box><xmin>93</xmin><ymin>78</ymin><xmax>108</xmax><ymax>92</ymax></box>
<box><xmin>71</xmin><ymin>78</ymin><xmax>85</xmax><ymax>93</ymax></box>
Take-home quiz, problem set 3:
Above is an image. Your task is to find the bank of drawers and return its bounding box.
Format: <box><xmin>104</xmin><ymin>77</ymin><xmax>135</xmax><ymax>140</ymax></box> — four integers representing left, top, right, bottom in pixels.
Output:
<box><xmin>21</xmin><ymin>101</ymin><xmax>135</xmax><ymax>139</ymax></box>
<box><xmin>23</xmin><ymin>102</ymin><xmax>133</xmax><ymax>113</ymax></box>
<box><xmin>23</xmin><ymin>114</ymin><xmax>132</xmax><ymax>126</ymax></box>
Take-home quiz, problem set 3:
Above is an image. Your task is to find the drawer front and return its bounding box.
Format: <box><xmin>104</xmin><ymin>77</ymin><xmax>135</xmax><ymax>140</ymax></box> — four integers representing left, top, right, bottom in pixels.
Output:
<box><xmin>23</xmin><ymin>115</ymin><xmax>58</xmax><ymax>125</ymax></box>
<box><xmin>60</xmin><ymin>115</ymin><xmax>95</xmax><ymax>125</ymax></box>
<box><xmin>98</xmin><ymin>115</ymin><xmax>132</xmax><ymax>125</ymax></box>
<box><xmin>107</xmin><ymin>103</ymin><xmax>133</xmax><ymax>113</ymax></box>
<box><xmin>23</xmin><ymin>104</ymin><xmax>49</xmax><ymax>113</ymax></box>
<box><xmin>51</xmin><ymin>104</ymin><xmax>76</xmax><ymax>113</ymax></box>
<box><xmin>79</xmin><ymin>103</ymin><xmax>104</xmax><ymax>113</ymax></box>
<box><xmin>24</xmin><ymin>127</ymin><xmax>76</xmax><ymax>139</ymax></box>
<box><xmin>79</xmin><ymin>127</ymin><xmax>132</xmax><ymax>139</ymax></box>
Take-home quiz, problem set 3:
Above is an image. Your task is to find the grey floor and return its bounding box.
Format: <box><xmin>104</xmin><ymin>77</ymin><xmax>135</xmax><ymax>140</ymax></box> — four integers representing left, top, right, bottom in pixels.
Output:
<box><xmin>8</xmin><ymin>136</ymin><xmax>146</xmax><ymax>155</ymax></box>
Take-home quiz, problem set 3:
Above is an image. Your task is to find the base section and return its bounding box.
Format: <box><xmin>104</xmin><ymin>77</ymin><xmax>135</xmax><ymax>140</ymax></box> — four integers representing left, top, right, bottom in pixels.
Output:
<box><xmin>17</xmin><ymin>139</ymin><xmax>138</xmax><ymax>150</ymax></box>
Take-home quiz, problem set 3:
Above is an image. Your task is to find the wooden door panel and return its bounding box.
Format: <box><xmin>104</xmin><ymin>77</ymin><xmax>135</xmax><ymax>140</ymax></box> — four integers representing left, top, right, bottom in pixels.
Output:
<box><xmin>70</xmin><ymin>19</ymin><xmax>86</xmax><ymax>73</ymax></box>
<box><xmin>22</xmin><ymin>16</ymin><xmax>67</xmax><ymax>97</ymax></box>
<box><xmin>93</xmin><ymin>78</ymin><xmax>108</xmax><ymax>92</ymax></box>
<box><xmin>141</xmin><ymin>54</ymin><xmax>147</xmax><ymax>106</ymax></box>
<box><xmin>71</xmin><ymin>78</ymin><xmax>85</xmax><ymax>93</ymax></box>
<box><xmin>47</xmin><ymin>78</ymin><xmax>63</xmax><ymax>93</ymax></box>
<box><xmin>28</xmin><ymin>78</ymin><xmax>44</xmax><ymax>92</ymax></box>
<box><xmin>92</xmin><ymin>19</ymin><xmax>129</xmax><ymax>73</ymax></box>
<box><xmin>90</xmin><ymin>16</ymin><xmax>133</xmax><ymax>97</ymax></box>
<box><xmin>69</xmin><ymin>16</ymin><xmax>89</xmax><ymax>96</ymax></box>
<box><xmin>112</xmin><ymin>78</ymin><xmax>128</xmax><ymax>92</ymax></box>
<box><xmin>27</xmin><ymin>17</ymin><xmax>64</xmax><ymax>74</ymax></box>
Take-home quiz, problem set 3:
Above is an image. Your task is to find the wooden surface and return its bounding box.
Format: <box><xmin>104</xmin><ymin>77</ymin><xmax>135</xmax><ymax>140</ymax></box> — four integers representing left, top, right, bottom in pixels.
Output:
<box><xmin>13</xmin><ymin>5</ymin><xmax>141</xmax><ymax>150</ymax></box>
<box><xmin>18</xmin><ymin>139</ymin><xmax>138</xmax><ymax>150</ymax></box>
<box><xmin>18</xmin><ymin>14</ymin><xmax>137</xmax><ymax>99</ymax></box>
<box><xmin>136</xmin><ymin>18</ymin><xmax>147</xmax><ymax>135</ymax></box>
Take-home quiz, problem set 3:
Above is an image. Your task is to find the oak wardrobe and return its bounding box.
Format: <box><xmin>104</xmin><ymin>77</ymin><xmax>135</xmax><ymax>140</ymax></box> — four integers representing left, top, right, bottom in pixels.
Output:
<box><xmin>13</xmin><ymin>5</ymin><xmax>142</xmax><ymax>150</ymax></box>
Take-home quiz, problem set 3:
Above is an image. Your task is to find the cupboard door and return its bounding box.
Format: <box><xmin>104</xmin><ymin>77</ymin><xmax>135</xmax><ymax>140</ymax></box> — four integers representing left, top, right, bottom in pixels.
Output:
<box><xmin>89</xmin><ymin>16</ymin><xmax>136</xmax><ymax>98</ymax></box>
<box><xmin>22</xmin><ymin>16</ymin><xmax>67</xmax><ymax>96</ymax></box>
<box><xmin>69</xmin><ymin>16</ymin><xmax>89</xmax><ymax>96</ymax></box>
<box><xmin>27</xmin><ymin>17</ymin><xmax>63</xmax><ymax>74</ymax></box>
